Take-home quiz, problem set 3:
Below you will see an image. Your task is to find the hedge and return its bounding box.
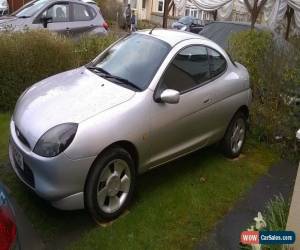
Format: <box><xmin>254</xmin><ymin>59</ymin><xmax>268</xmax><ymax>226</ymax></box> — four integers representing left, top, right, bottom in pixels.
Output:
<box><xmin>229</xmin><ymin>30</ymin><xmax>300</xmax><ymax>159</ymax></box>
<box><xmin>0</xmin><ymin>30</ymin><xmax>119</xmax><ymax>111</ymax></box>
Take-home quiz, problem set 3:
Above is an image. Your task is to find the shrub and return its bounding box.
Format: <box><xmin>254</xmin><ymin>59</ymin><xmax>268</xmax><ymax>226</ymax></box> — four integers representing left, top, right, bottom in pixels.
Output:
<box><xmin>0</xmin><ymin>30</ymin><xmax>76</xmax><ymax>112</ymax></box>
<box><xmin>74</xmin><ymin>33</ymin><xmax>120</xmax><ymax>65</ymax></box>
<box><xmin>264</xmin><ymin>194</ymin><xmax>289</xmax><ymax>232</ymax></box>
<box><xmin>96</xmin><ymin>0</ymin><xmax>123</xmax><ymax>22</ymax></box>
<box><xmin>228</xmin><ymin>30</ymin><xmax>273</xmax><ymax>99</ymax></box>
<box><xmin>0</xmin><ymin>30</ymin><xmax>119</xmax><ymax>112</ymax></box>
<box><xmin>229</xmin><ymin>30</ymin><xmax>300</xmax><ymax>159</ymax></box>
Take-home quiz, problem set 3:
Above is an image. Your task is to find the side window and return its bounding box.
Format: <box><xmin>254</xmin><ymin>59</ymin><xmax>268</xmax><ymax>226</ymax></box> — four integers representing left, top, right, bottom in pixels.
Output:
<box><xmin>42</xmin><ymin>3</ymin><xmax>69</xmax><ymax>22</ymax></box>
<box><xmin>207</xmin><ymin>48</ymin><xmax>227</xmax><ymax>78</ymax></box>
<box><xmin>72</xmin><ymin>3</ymin><xmax>93</xmax><ymax>21</ymax></box>
<box><xmin>160</xmin><ymin>46</ymin><xmax>210</xmax><ymax>93</ymax></box>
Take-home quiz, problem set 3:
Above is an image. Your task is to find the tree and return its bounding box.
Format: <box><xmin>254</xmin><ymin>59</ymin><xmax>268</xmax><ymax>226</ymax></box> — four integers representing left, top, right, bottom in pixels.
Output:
<box><xmin>285</xmin><ymin>6</ymin><xmax>294</xmax><ymax>40</ymax></box>
<box><xmin>163</xmin><ymin>0</ymin><xmax>173</xmax><ymax>28</ymax></box>
<box><xmin>213</xmin><ymin>10</ymin><xmax>218</xmax><ymax>21</ymax></box>
<box><xmin>244</xmin><ymin>0</ymin><xmax>268</xmax><ymax>29</ymax></box>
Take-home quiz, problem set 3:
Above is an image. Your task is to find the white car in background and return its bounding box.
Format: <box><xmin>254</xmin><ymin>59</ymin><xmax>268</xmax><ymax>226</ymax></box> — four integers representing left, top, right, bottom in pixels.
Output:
<box><xmin>0</xmin><ymin>0</ymin><xmax>8</xmax><ymax>16</ymax></box>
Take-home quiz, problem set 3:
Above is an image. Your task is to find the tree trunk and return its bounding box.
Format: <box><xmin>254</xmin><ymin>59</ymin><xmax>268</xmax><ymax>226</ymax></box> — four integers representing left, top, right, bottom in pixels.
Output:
<box><xmin>285</xmin><ymin>6</ymin><xmax>294</xmax><ymax>41</ymax></box>
<box><xmin>163</xmin><ymin>0</ymin><xmax>170</xmax><ymax>28</ymax></box>
<box><xmin>244</xmin><ymin>0</ymin><xmax>267</xmax><ymax>30</ymax></box>
<box><xmin>213</xmin><ymin>10</ymin><xmax>217</xmax><ymax>21</ymax></box>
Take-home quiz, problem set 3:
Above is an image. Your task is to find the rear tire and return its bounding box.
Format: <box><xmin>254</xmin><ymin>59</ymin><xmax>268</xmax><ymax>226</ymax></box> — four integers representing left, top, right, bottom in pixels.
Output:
<box><xmin>85</xmin><ymin>146</ymin><xmax>136</xmax><ymax>223</ymax></box>
<box><xmin>222</xmin><ymin>112</ymin><xmax>247</xmax><ymax>159</ymax></box>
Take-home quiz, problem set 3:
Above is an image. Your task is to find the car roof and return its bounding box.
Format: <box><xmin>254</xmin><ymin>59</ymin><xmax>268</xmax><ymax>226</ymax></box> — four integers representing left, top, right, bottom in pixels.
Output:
<box><xmin>137</xmin><ymin>29</ymin><xmax>208</xmax><ymax>47</ymax></box>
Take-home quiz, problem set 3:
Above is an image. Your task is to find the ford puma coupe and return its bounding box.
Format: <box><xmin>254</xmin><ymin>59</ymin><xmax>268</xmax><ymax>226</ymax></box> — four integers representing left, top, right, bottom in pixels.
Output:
<box><xmin>9</xmin><ymin>29</ymin><xmax>251</xmax><ymax>222</ymax></box>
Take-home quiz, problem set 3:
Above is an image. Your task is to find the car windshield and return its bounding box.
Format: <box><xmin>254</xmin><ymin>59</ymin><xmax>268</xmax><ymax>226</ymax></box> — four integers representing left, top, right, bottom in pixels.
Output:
<box><xmin>178</xmin><ymin>16</ymin><xmax>193</xmax><ymax>25</ymax></box>
<box><xmin>89</xmin><ymin>34</ymin><xmax>171</xmax><ymax>91</ymax></box>
<box><xmin>12</xmin><ymin>0</ymin><xmax>47</xmax><ymax>17</ymax></box>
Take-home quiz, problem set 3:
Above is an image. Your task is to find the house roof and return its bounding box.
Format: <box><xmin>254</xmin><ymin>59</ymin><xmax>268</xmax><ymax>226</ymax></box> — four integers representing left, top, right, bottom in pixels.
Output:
<box><xmin>137</xmin><ymin>29</ymin><xmax>208</xmax><ymax>46</ymax></box>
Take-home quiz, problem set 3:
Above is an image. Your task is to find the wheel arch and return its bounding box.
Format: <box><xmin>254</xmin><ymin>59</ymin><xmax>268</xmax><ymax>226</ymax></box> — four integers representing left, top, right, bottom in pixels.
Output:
<box><xmin>237</xmin><ymin>105</ymin><xmax>249</xmax><ymax>119</ymax></box>
<box><xmin>223</xmin><ymin>105</ymin><xmax>250</xmax><ymax>139</ymax></box>
<box><xmin>84</xmin><ymin>140</ymin><xmax>139</xmax><ymax>188</ymax></box>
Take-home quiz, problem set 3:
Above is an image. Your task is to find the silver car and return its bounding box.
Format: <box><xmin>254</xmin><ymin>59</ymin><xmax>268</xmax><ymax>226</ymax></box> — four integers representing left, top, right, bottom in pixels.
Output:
<box><xmin>0</xmin><ymin>0</ymin><xmax>108</xmax><ymax>37</ymax></box>
<box><xmin>9</xmin><ymin>30</ymin><xmax>251</xmax><ymax>222</ymax></box>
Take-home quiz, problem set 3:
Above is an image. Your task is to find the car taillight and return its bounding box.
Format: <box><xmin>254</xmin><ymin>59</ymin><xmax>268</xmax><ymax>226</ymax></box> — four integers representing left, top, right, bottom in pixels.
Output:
<box><xmin>103</xmin><ymin>21</ymin><xmax>109</xmax><ymax>30</ymax></box>
<box><xmin>0</xmin><ymin>207</ymin><xmax>17</xmax><ymax>250</ymax></box>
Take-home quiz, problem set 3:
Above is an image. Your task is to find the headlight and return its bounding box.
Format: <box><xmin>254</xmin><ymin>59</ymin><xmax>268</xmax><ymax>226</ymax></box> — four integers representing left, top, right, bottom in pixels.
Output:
<box><xmin>33</xmin><ymin>123</ymin><xmax>78</xmax><ymax>157</ymax></box>
<box><xmin>180</xmin><ymin>25</ymin><xmax>187</xmax><ymax>31</ymax></box>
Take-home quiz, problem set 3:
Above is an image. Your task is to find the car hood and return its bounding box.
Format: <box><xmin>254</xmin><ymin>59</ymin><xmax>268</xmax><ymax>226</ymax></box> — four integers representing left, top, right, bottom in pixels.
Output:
<box><xmin>13</xmin><ymin>67</ymin><xmax>136</xmax><ymax>145</ymax></box>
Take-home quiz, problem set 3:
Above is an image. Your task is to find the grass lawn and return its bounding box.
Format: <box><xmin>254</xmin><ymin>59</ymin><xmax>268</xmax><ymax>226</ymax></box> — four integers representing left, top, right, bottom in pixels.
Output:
<box><xmin>0</xmin><ymin>113</ymin><xmax>278</xmax><ymax>250</ymax></box>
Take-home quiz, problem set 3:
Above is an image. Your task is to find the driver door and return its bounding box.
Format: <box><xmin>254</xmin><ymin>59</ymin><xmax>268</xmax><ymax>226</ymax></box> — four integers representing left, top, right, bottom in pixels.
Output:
<box><xmin>147</xmin><ymin>45</ymin><xmax>217</xmax><ymax>167</ymax></box>
<box><xmin>39</xmin><ymin>2</ymin><xmax>69</xmax><ymax>35</ymax></box>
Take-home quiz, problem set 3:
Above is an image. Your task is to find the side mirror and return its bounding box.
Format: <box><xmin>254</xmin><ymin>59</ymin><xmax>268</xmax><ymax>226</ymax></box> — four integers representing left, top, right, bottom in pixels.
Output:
<box><xmin>160</xmin><ymin>89</ymin><xmax>180</xmax><ymax>104</ymax></box>
<box><xmin>40</xmin><ymin>16</ymin><xmax>52</xmax><ymax>28</ymax></box>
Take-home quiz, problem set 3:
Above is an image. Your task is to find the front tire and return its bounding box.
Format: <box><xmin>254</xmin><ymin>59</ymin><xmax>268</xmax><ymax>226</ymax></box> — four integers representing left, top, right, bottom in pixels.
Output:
<box><xmin>222</xmin><ymin>112</ymin><xmax>247</xmax><ymax>158</ymax></box>
<box><xmin>85</xmin><ymin>147</ymin><xmax>136</xmax><ymax>223</ymax></box>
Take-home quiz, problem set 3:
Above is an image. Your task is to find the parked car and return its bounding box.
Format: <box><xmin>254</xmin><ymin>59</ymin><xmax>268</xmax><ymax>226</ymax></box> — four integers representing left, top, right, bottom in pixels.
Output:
<box><xmin>172</xmin><ymin>16</ymin><xmax>207</xmax><ymax>34</ymax></box>
<box><xmin>0</xmin><ymin>0</ymin><xmax>108</xmax><ymax>37</ymax></box>
<box><xmin>0</xmin><ymin>183</ymin><xmax>43</xmax><ymax>250</ymax></box>
<box><xmin>9</xmin><ymin>29</ymin><xmax>251</xmax><ymax>223</ymax></box>
<box><xmin>0</xmin><ymin>0</ymin><xmax>8</xmax><ymax>16</ymax></box>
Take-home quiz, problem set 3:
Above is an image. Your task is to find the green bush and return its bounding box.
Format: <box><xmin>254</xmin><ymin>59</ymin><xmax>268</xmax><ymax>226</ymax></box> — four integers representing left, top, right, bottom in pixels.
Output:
<box><xmin>0</xmin><ymin>30</ymin><xmax>76</xmax><ymax>111</ymax></box>
<box><xmin>74</xmin><ymin>33</ymin><xmax>120</xmax><ymax>65</ymax></box>
<box><xmin>228</xmin><ymin>30</ymin><xmax>273</xmax><ymax>99</ymax></box>
<box><xmin>229</xmin><ymin>30</ymin><xmax>300</xmax><ymax>159</ymax></box>
<box><xmin>96</xmin><ymin>0</ymin><xmax>122</xmax><ymax>22</ymax></box>
<box><xmin>0</xmin><ymin>30</ymin><xmax>119</xmax><ymax>112</ymax></box>
<box><xmin>264</xmin><ymin>194</ymin><xmax>289</xmax><ymax>231</ymax></box>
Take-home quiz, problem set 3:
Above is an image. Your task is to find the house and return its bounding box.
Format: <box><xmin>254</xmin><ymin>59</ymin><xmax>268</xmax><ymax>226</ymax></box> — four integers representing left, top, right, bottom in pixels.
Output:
<box><xmin>120</xmin><ymin>0</ymin><xmax>214</xmax><ymax>26</ymax></box>
<box><xmin>120</xmin><ymin>0</ymin><xmax>258</xmax><ymax>26</ymax></box>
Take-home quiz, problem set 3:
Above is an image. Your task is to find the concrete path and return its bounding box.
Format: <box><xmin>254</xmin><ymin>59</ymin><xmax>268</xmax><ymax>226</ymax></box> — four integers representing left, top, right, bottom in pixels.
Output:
<box><xmin>197</xmin><ymin>160</ymin><xmax>298</xmax><ymax>250</ymax></box>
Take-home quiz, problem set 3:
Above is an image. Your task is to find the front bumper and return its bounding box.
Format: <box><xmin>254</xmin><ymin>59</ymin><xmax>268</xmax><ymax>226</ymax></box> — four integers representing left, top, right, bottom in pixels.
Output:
<box><xmin>9</xmin><ymin>120</ymin><xmax>96</xmax><ymax>210</ymax></box>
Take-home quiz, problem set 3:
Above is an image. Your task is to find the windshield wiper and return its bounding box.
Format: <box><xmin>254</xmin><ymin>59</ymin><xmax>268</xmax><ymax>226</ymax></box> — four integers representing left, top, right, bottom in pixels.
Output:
<box><xmin>86</xmin><ymin>66</ymin><xmax>111</xmax><ymax>76</ymax></box>
<box><xmin>17</xmin><ymin>15</ymin><xmax>31</xmax><ymax>18</ymax></box>
<box><xmin>86</xmin><ymin>66</ymin><xmax>141</xmax><ymax>91</ymax></box>
<box><xmin>102</xmin><ymin>75</ymin><xmax>141</xmax><ymax>91</ymax></box>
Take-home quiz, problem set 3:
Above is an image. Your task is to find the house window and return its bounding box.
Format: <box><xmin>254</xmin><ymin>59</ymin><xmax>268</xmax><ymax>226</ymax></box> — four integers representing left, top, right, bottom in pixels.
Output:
<box><xmin>158</xmin><ymin>0</ymin><xmax>163</xmax><ymax>12</ymax></box>
<box><xmin>142</xmin><ymin>0</ymin><xmax>146</xmax><ymax>9</ymax></box>
<box><xmin>186</xmin><ymin>8</ymin><xmax>198</xmax><ymax>18</ymax></box>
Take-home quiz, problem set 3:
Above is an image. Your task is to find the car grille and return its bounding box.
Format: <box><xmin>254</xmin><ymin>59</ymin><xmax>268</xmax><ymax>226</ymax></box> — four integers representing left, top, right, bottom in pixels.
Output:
<box><xmin>15</xmin><ymin>126</ymin><xmax>31</xmax><ymax>149</ymax></box>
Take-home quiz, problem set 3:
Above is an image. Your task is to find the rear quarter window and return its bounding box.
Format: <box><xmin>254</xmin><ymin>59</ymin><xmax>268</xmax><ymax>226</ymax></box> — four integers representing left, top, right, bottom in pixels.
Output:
<box><xmin>207</xmin><ymin>48</ymin><xmax>227</xmax><ymax>78</ymax></box>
